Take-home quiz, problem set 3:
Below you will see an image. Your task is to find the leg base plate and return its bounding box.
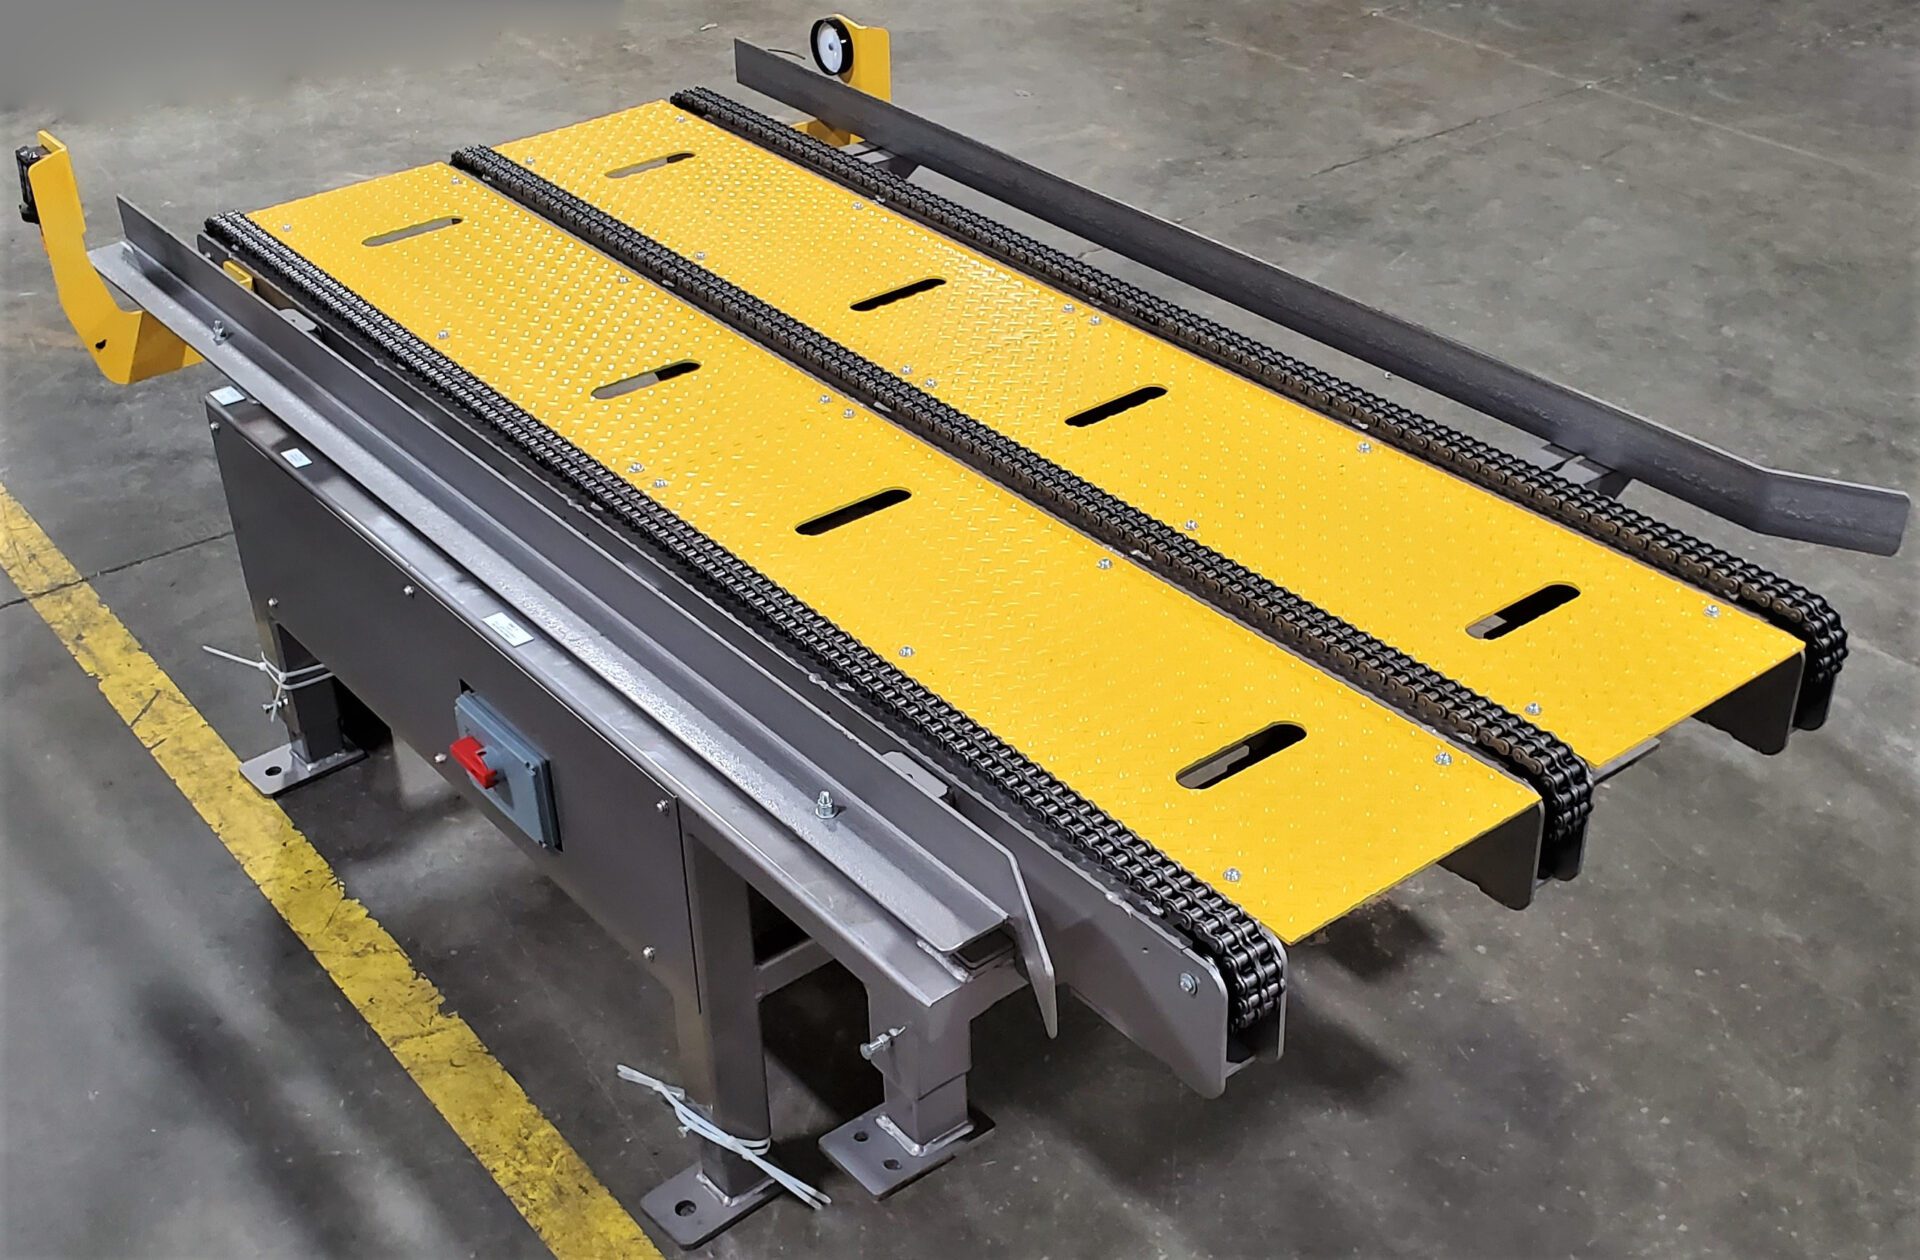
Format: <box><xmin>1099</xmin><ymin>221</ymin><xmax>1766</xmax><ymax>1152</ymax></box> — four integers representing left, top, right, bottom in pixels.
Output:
<box><xmin>818</xmin><ymin>1103</ymin><xmax>990</xmax><ymax>1198</ymax></box>
<box><xmin>239</xmin><ymin>741</ymin><xmax>365</xmax><ymax>797</ymax></box>
<box><xmin>639</xmin><ymin>1162</ymin><xmax>779</xmax><ymax>1248</ymax></box>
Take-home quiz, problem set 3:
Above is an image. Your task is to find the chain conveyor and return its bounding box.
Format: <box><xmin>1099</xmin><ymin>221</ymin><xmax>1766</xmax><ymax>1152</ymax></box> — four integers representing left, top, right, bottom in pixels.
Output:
<box><xmin>16</xmin><ymin>15</ymin><xmax>1906</xmax><ymax>1246</ymax></box>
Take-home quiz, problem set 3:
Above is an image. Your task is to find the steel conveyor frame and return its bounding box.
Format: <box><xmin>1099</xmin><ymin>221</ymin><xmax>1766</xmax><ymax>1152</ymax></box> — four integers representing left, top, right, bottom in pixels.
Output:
<box><xmin>90</xmin><ymin>199</ymin><xmax>1337</xmax><ymax>1244</ymax></box>
<box><xmin>17</xmin><ymin>23</ymin><xmax>1906</xmax><ymax>1244</ymax></box>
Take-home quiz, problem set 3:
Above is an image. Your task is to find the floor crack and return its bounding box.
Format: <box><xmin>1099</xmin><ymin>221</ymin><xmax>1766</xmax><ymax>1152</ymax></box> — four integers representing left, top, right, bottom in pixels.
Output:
<box><xmin>0</xmin><ymin>527</ymin><xmax>235</xmax><ymax>612</ymax></box>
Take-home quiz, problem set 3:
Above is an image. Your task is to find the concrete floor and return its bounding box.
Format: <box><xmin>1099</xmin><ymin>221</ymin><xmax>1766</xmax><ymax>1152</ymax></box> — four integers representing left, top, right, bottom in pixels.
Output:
<box><xmin>3</xmin><ymin>1</ymin><xmax>1915</xmax><ymax>1256</ymax></box>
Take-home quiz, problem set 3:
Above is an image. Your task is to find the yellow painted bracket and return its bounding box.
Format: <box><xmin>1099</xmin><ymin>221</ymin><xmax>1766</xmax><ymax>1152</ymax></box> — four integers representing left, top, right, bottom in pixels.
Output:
<box><xmin>18</xmin><ymin>132</ymin><xmax>200</xmax><ymax>385</ymax></box>
<box><xmin>800</xmin><ymin>15</ymin><xmax>891</xmax><ymax>146</ymax></box>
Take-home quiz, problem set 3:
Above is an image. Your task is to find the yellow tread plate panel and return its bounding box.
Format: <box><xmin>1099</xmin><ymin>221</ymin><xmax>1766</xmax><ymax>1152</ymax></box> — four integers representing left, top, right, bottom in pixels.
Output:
<box><xmin>495</xmin><ymin>102</ymin><xmax>1803</xmax><ymax>769</ymax></box>
<box><xmin>249</xmin><ymin>165</ymin><xmax>1538</xmax><ymax>943</ymax></box>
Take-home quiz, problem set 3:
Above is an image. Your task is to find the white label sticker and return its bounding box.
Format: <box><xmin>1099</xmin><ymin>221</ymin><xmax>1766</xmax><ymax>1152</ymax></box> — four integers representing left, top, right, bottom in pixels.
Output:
<box><xmin>282</xmin><ymin>448</ymin><xmax>313</xmax><ymax>468</ymax></box>
<box><xmin>483</xmin><ymin>611</ymin><xmax>534</xmax><ymax>647</ymax></box>
<box><xmin>209</xmin><ymin>385</ymin><xmax>245</xmax><ymax>406</ymax></box>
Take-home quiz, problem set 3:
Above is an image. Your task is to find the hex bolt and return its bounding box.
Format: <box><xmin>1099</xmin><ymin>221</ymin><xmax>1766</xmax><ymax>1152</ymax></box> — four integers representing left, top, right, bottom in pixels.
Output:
<box><xmin>433</xmin><ymin>752</ymin><xmax>448</xmax><ymax>765</ymax></box>
<box><xmin>655</xmin><ymin>799</ymin><xmax>671</xmax><ymax>815</ymax></box>
<box><xmin>266</xmin><ymin>597</ymin><xmax>280</xmax><ymax>609</ymax></box>
<box><xmin>642</xmin><ymin>946</ymin><xmax>658</xmax><ymax>962</ymax></box>
<box><xmin>1062</xmin><ymin>303</ymin><xmax>1076</xmax><ymax>314</ymax></box>
<box><xmin>402</xmin><ymin>584</ymin><xmax>416</xmax><ymax>597</ymax></box>
<box><xmin>924</xmin><ymin>378</ymin><xmax>938</xmax><ymax>389</ymax></box>
<box><xmin>901</xmin><ymin>364</ymin><xmax>913</xmax><ymax>375</ymax></box>
<box><xmin>1704</xmin><ymin>604</ymin><xmax>1722</xmax><ymax>618</ymax></box>
<box><xmin>843</xmin><ymin>408</ymin><xmax>856</xmax><ymax>419</ymax></box>
<box><xmin>819</xmin><ymin>394</ymin><xmax>832</xmax><ymax>404</ymax></box>
<box><xmin>208</xmin><ymin>420</ymin><xmax>220</xmax><ymax>432</ymax></box>
<box><xmin>695</xmin><ymin>251</ymin><xmax>707</xmax><ymax>260</ymax></box>
<box><xmin>1223</xmin><ymin>867</ymin><xmax>1242</xmax><ymax>883</ymax></box>
<box><xmin>859</xmin><ymin>1027</ymin><xmax>905</xmax><ymax>1061</ymax></box>
<box><xmin>627</xmin><ymin>461</ymin><xmax>643</xmax><ymax>473</ymax></box>
<box><xmin>211</xmin><ymin>320</ymin><xmax>230</xmax><ymax>344</ymax></box>
<box><xmin>1184</xmin><ymin>519</ymin><xmax>1198</xmax><ymax>531</ymax></box>
<box><xmin>1098</xmin><ymin>558</ymin><xmax>1113</xmax><ymax>570</ymax></box>
<box><xmin>1357</xmin><ymin>441</ymin><xmax>1373</xmax><ymax>454</ymax></box>
<box><xmin>616</xmin><ymin>275</ymin><xmax>629</xmax><ymax>284</ymax></box>
<box><xmin>899</xmin><ymin>645</ymin><xmax>915</xmax><ymax>658</ymax></box>
<box><xmin>1525</xmin><ymin>702</ymin><xmax>1543</xmax><ymax>716</ymax></box>
<box><xmin>653</xmin><ymin>478</ymin><xmax>668</xmax><ymax>488</ymax></box>
<box><xmin>1435</xmin><ymin>751</ymin><xmax>1454</xmax><ymax>766</ymax></box>
<box><xmin>1088</xmin><ymin>315</ymin><xmax>1103</xmax><ymax>325</ymax></box>
<box><xmin>814</xmin><ymin>790</ymin><xmax>837</xmax><ymax>819</ymax></box>
<box><xmin>1179</xmin><ymin>972</ymin><xmax>1199</xmax><ymax>996</ymax></box>
<box><xmin>436</xmin><ymin>329</ymin><xmax>449</xmax><ymax>340</ymax></box>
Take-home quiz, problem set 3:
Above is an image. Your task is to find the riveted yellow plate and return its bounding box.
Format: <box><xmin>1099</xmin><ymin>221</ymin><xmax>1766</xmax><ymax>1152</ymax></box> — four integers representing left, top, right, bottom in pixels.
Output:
<box><xmin>248</xmin><ymin>165</ymin><xmax>1539</xmax><ymax>943</ymax></box>
<box><xmin>495</xmin><ymin>102</ymin><xmax>1804</xmax><ymax>769</ymax></box>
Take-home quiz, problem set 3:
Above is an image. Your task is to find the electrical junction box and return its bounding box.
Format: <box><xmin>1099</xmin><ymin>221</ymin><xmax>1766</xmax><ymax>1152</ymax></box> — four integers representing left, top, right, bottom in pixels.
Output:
<box><xmin>452</xmin><ymin>690</ymin><xmax>560</xmax><ymax>850</ymax></box>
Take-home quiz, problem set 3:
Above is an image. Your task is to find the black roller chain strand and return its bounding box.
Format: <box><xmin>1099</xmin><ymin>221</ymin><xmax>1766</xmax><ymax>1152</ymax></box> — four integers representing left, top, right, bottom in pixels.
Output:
<box><xmin>670</xmin><ymin>86</ymin><xmax>1845</xmax><ymax>732</ymax></box>
<box><xmin>448</xmin><ymin>145</ymin><xmax>1593</xmax><ymax>877</ymax></box>
<box><xmin>205</xmin><ymin>211</ymin><xmax>1285</xmax><ymax>1032</ymax></box>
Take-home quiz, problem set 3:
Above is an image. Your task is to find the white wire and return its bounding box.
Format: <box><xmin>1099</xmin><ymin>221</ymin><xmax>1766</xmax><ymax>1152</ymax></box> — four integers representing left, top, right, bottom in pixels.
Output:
<box><xmin>616</xmin><ymin>1064</ymin><xmax>830</xmax><ymax>1210</ymax></box>
<box><xmin>201</xmin><ymin>644</ymin><xmax>334</xmax><ymax>720</ymax></box>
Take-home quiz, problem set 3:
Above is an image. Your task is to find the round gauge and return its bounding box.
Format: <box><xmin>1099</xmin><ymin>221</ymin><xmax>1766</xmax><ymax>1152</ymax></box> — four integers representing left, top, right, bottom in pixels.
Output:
<box><xmin>811</xmin><ymin>17</ymin><xmax>854</xmax><ymax>77</ymax></box>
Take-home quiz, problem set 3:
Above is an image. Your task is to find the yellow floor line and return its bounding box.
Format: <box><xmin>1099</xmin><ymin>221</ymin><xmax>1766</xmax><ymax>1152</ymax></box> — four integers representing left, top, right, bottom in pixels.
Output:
<box><xmin>0</xmin><ymin>481</ymin><xmax>661</xmax><ymax>1260</ymax></box>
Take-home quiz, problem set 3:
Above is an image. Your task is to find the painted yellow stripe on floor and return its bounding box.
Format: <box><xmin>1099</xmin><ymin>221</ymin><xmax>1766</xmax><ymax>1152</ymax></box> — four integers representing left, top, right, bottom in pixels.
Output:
<box><xmin>0</xmin><ymin>481</ymin><xmax>660</xmax><ymax>1260</ymax></box>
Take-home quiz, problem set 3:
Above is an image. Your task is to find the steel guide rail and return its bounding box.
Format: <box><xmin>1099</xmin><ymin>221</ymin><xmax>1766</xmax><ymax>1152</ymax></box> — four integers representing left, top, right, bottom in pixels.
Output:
<box><xmin>670</xmin><ymin>86</ymin><xmax>1849</xmax><ymax>733</ymax></box>
<box><xmin>447</xmin><ymin>143</ymin><xmax>1594</xmax><ymax>878</ymax></box>
<box><xmin>204</xmin><ymin>209</ymin><xmax>1288</xmax><ymax>1031</ymax></box>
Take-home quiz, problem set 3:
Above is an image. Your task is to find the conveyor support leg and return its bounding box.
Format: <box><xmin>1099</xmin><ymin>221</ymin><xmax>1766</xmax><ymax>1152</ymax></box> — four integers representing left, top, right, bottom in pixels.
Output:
<box><xmin>640</xmin><ymin>839</ymin><xmax>781</xmax><ymax>1245</ymax></box>
<box><xmin>818</xmin><ymin>994</ymin><xmax>986</xmax><ymax>1196</ymax></box>
<box><xmin>236</xmin><ymin>612</ymin><xmax>369</xmax><ymax>796</ymax></box>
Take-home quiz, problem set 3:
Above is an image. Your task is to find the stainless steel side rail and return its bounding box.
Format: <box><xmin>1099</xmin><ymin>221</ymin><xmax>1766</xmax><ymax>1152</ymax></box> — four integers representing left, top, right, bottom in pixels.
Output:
<box><xmin>734</xmin><ymin>40</ymin><xmax>1910</xmax><ymax>556</ymax></box>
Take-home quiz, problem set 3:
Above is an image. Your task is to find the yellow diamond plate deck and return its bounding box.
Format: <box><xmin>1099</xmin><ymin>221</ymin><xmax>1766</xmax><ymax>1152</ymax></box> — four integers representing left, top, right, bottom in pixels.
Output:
<box><xmin>248</xmin><ymin>164</ymin><xmax>1539</xmax><ymax>943</ymax></box>
<box><xmin>493</xmin><ymin>101</ymin><xmax>1804</xmax><ymax>769</ymax></box>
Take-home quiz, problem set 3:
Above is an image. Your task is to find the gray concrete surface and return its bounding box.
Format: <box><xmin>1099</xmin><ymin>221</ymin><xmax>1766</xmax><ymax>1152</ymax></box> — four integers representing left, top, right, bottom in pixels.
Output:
<box><xmin>2</xmin><ymin>2</ymin><xmax>1915</xmax><ymax>1256</ymax></box>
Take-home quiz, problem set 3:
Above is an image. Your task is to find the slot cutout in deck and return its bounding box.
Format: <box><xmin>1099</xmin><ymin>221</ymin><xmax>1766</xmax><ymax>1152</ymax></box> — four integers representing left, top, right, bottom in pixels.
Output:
<box><xmin>362</xmin><ymin>216</ymin><xmax>462</xmax><ymax>247</ymax></box>
<box><xmin>851</xmin><ymin>277</ymin><xmax>947</xmax><ymax>311</ymax></box>
<box><xmin>1177</xmin><ymin>723</ymin><xmax>1306</xmax><ymax>790</ymax></box>
<box><xmin>606</xmin><ymin>151</ymin><xmax>694</xmax><ymax>179</ymax></box>
<box><xmin>1467</xmin><ymin>583</ymin><xmax>1580</xmax><ymax>641</ymax></box>
<box><xmin>796</xmin><ymin>488</ymin><xmax>912</xmax><ymax>536</ymax></box>
<box><xmin>1066</xmin><ymin>385</ymin><xmax>1167</xmax><ymax>428</ymax></box>
<box><xmin>591</xmin><ymin>359</ymin><xmax>700</xmax><ymax>400</ymax></box>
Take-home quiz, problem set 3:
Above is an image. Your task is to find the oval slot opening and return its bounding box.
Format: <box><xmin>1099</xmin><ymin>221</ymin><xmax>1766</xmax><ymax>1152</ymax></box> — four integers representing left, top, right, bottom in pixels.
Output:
<box><xmin>850</xmin><ymin>277</ymin><xmax>947</xmax><ymax>311</ymax></box>
<box><xmin>591</xmin><ymin>359</ymin><xmax>700</xmax><ymax>400</ymax></box>
<box><xmin>1066</xmin><ymin>385</ymin><xmax>1167</xmax><ymax>428</ymax></box>
<box><xmin>1177</xmin><ymin>723</ymin><xmax>1306</xmax><ymax>790</ymax></box>
<box><xmin>362</xmin><ymin>216</ymin><xmax>462</xmax><ymax>247</ymax></box>
<box><xmin>796</xmin><ymin>488</ymin><xmax>912</xmax><ymax>536</ymax></box>
<box><xmin>606</xmin><ymin>151</ymin><xmax>694</xmax><ymax>179</ymax></box>
<box><xmin>1467</xmin><ymin>583</ymin><xmax>1580</xmax><ymax>640</ymax></box>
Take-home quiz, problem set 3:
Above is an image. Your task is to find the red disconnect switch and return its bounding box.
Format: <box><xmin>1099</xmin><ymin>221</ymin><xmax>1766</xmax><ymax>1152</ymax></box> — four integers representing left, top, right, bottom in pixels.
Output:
<box><xmin>449</xmin><ymin>734</ymin><xmax>500</xmax><ymax>789</ymax></box>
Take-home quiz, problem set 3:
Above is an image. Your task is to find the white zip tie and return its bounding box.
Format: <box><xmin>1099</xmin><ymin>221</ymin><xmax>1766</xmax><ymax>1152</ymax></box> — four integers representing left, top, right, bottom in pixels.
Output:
<box><xmin>616</xmin><ymin>1064</ymin><xmax>830</xmax><ymax>1210</ymax></box>
<box><xmin>201</xmin><ymin>644</ymin><xmax>335</xmax><ymax>720</ymax></box>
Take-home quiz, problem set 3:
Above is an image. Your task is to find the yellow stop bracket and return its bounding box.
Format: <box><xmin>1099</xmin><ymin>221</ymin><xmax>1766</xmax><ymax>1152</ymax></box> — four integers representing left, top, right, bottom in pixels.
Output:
<box><xmin>799</xmin><ymin>15</ymin><xmax>891</xmax><ymax>146</ymax></box>
<box><xmin>19</xmin><ymin>132</ymin><xmax>200</xmax><ymax>385</ymax></box>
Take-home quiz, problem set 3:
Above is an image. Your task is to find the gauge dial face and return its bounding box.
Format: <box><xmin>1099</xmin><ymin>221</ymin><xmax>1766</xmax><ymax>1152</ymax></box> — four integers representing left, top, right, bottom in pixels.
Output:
<box><xmin>811</xmin><ymin>18</ymin><xmax>852</xmax><ymax>76</ymax></box>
